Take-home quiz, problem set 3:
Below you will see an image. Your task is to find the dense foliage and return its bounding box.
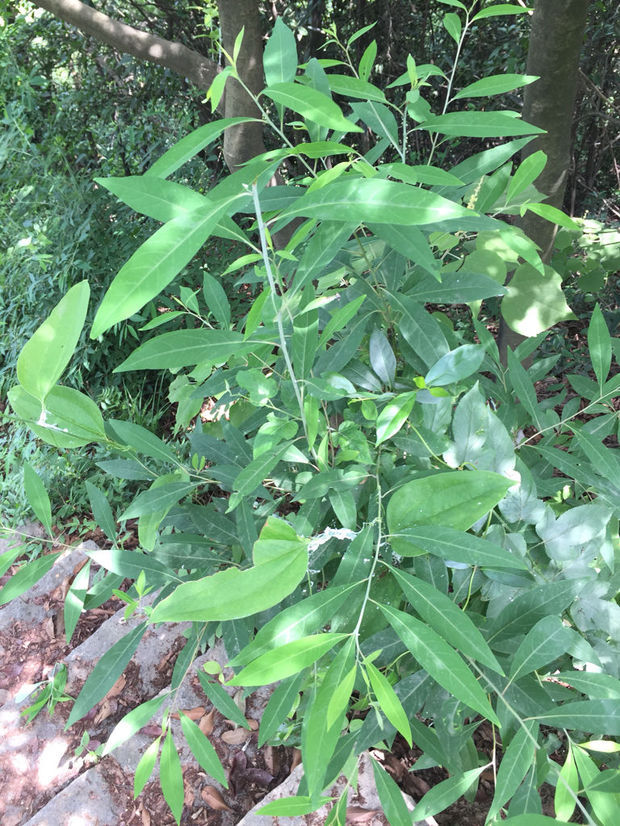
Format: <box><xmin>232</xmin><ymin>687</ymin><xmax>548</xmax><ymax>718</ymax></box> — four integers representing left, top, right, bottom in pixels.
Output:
<box><xmin>1</xmin><ymin>3</ymin><xmax>619</xmax><ymax>824</ymax></box>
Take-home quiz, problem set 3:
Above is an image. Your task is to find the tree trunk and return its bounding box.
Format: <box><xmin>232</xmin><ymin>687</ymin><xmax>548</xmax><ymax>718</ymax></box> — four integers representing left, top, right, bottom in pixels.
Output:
<box><xmin>498</xmin><ymin>0</ymin><xmax>589</xmax><ymax>362</ymax></box>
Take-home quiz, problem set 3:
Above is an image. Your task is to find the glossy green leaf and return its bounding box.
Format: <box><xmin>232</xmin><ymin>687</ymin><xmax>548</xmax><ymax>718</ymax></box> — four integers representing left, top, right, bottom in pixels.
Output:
<box><xmin>281</xmin><ymin>178</ymin><xmax>474</xmax><ymax>226</ymax></box>
<box><xmin>259</xmin><ymin>796</ymin><xmax>331</xmax><ymax>816</ymax></box>
<box><xmin>506</xmin><ymin>347</ymin><xmax>546</xmax><ymax>430</ymax></box>
<box><xmin>150</xmin><ymin>518</ymin><xmax>308</xmax><ymax>623</ymax></box>
<box><xmin>160</xmin><ymin>728</ymin><xmax>184</xmax><ymax>825</ymax></box>
<box><xmin>9</xmin><ymin>384</ymin><xmax>106</xmax><ymax>448</ymax></box>
<box><xmin>17</xmin><ymin>280</ymin><xmax>89</xmax><ymax>401</ymax></box>
<box><xmin>197</xmin><ymin>672</ymin><xmax>249</xmax><ymax>729</ymax></box>
<box><xmin>262</xmin><ymin>82</ymin><xmax>362</xmax><ymax>133</ymax></box>
<box><xmin>552</xmin><ymin>671</ymin><xmax>620</xmax><ymax>700</ymax></box>
<box><xmin>489</xmin><ymin>722</ymin><xmax>538</xmax><ymax>819</ymax></box>
<box><xmin>531</xmin><ymin>700</ymin><xmax>620</xmax><ymax>735</ymax></box>
<box><xmin>119</xmin><ymin>481</ymin><xmax>196</xmax><ymax>520</ymax></box>
<box><xmin>588</xmin><ymin>303</ymin><xmax>612</xmax><ymax>389</ymax></box>
<box><xmin>91</xmin><ymin>195</ymin><xmax>241</xmax><ymax>338</ymax></box>
<box><xmin>502</xmin><ymin>817</ymin><xmax>559</xmax><ymax>825</ymax></box>
<box><xmin>472</xmin><ymin>4</ymin><xmax>532</xmax><ymax>21</ymax></box>
<box><xmin>179</xmin><ymin>712</ymin><xmax>228</xmax><ymax>787</ymax></box>
<box><xmin>390</xmin><ymin>292</ymin><xmax>450</xmax><ymax>368</ymax></box>
<box><xmin>381</xmin><ymin>604</ymin><xmax>499</xmax><ymax>724</ymax></box>
<box><xmin>318</xmin><ymin>295</ymin><xmax>366</xmax><ymax>347</ymax></box>
<box><xmin>202</xmin><ymin>273</ymin><xmax>231</xmax><ymax>328</ymax></box>
<box><xmin>0</xmin><ymin>552</ymin><xmax>60</xmax><ymax>606</ymax></box>
<box><xmin>573</xmin><ymin>745</ymin><xmax>620</xmax><ymax>826</ymax></box>
<box><xmin>96</xmin><ymin>175</ymin><xmax>207</xmax><ymax>222</ymax></box>
<box><xmin>380</xmin><ymin>161</ymin><xmax>464</xmax><ymax>187</ymax></box>
<box><xmin>23</xmin><ymin>463</ymin><xmax>52</xmax><ymax>536</ymax></box>
<box><xmin>258</xmin><ymin>672</ymin><xmax>304</xmax><ymax>747</ymax></box>
<box><xmin>228</xmin><ymin>633</ymin><xmax>347</xmax><ymax>687</ymax></box>
<box><xmin>115</xmin><ymin>329</ymin><xmax>258</xmax><ymax>372</ymax></box>
<box><xmin>411</xmin><ymin>270</ymin><xmax>506</xmax><ymax>302</ymax></box>
<box><xmin>509</xmin><ymin>616</ymin><xmax>573</xmax><ymax>683</ymax></box>
<box><xmin>502</xmin><ymin>263</ymin><xmax>575</xmax><ymax>337</ymax></box>
<box><xmin>369</xmin><ymin>329</ymin><xmax>396</xmax><ymax>385</ymax></box>
<box><xmin>413</xmin><ymin>766</ymin><xmax>486</xmax><ymax>820</ymax></box>
<box><xmin>370</xmin><ymin>223</ymin><xmax>439</xmax><ymax>278</ymax></box>
<box><xmin>365</xmin><ymin>659</ymin><xmax>412</xmax><ymax>746</ymax></box>
<box><xmin>292</xmin><ymin>304</ymin><xmax>319</xmax><ymax>381</ymax></box>
<box><xmin>371</xmin><ymin>758</ymin><xmax>414</xmax><ymax>826</ymax></box>
<box><xmin>134</xmin><ymin>736</ymin><xmax>161</xmax><ymax>798</ymax></box>
<box><xmin>554</xmin><ymin>746</ymin><xmax>578</xmax><ymax>822</ymax></box>
<box><xmin>443</xmin><ymin>12</ymin><xmax>462</xmax><ymax>44</ymax></box>
<box><xmin>390</xmin><ymin>526</ymin><xmax>526</xmax><ymax>570</ymax></box>
<box><xmin>390</xmin><ymin>567</ymin><xmax>503</xmax><ymax>673</ymax></box>
<box><xmin>263</xmin><ymin>17</ymin><xmax>298</xmax><ymax>87</ymax></box>
<box><xmin>107</xmin><ymin>419</ymin><xmax>176</xmax><ymax>464</ymax></box>
<box><xmin>326</xmin><ymin>74</ymin><xmax>386</xmax><ymax>102</ymax></box>
<box><xmin>454</xmin><ymin>74</ymin><xmax>538</xmax><ymax>100</ymax></box>
<box><xmin>419</xmin><ymin>111</ymin><xmax>544</xmax><ymax>138</ymax></box>
<box><xmin>424</xmin><ymin>344</ymin><xmax>485</xmax><ymax>386</ymax></box>
<box><xmin>329</xmin><ymin>488</ymin><xmax>357</xmax><ymax>530</ymax></box>
<box><xmin>523</xmin><ymin>202</ymin><xmax>580</xmax><ymax>231</ymax></box>
<box><xmin>85</xmin><ymin>481</ymin><xmax>117</xmax><ymax>542</ymax></box>
<box><xmin>585</xmin><ymin>769</ymin><xmax>620</xmax><ymax>794</ymax></box>
<box><xmin>376</xmin><ymin>392</ymin><xmax>416</xmax><ymax>446</ymax></box>
<box><xmin>104</xmin><ymin>694</ymin><xmax>166</xmax><ymax>756</ymax></box>
<box><xmin>146</xmin><ymin>118</ymin><xmax>258</xmax><ymax>178</ymax></box>
<box><xmin>67</xmin><ymin>622</ymin><xmax>147</xmax><ymax>727</ymax></box>
<box><xmin>506</xmin><ymin>150</ymin><xmax>547</xmax><ymax>203</ymax></box>
<box><xmin>85</xmin><ymin>548</ymin><xmax>175</xmax><ymax>584</ymax></box>
<box><xmin>387</xmin><ymin>470</ymin><xmax>514</xmax><ymax>557</ymax></box>
<box><xmin>63</xmin><ymin>559</ymin><xmax>91</xmax><ymax>644</ymax></box>
<box><xmin>486</xmin><ymin>580</ymin><xmax>577</xmax><ymax>644</ymax></box>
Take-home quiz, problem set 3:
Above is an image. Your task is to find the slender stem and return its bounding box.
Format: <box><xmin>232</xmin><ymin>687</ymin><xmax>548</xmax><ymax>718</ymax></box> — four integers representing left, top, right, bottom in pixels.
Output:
<box><xmin>352</xmin><ymin>456</ymin><xmax>383</xmax><ymax>651</ymax></box>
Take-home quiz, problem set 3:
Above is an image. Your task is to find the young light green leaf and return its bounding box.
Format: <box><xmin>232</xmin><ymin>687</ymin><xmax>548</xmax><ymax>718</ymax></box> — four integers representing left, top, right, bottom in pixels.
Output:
<box><xmin>365</xmin><ymin>659</ymin><xmax>412</xmax><ymax>746</ymax></box>
<box><xmin>150</xmin><ymin>518</ymin><xmax>308</xmax><ymax>623</ymax></box>
<box><xmin>258</xmin><ymin>796</ymin><xmax>331</xmax><ymax>816</ymax></box>
<box><xmin>326</xmin><ymin>74</ymin><xmax>386</xmax><ymax>102</ymax></box>
<box><xmin>531</xmin><ymin>700</ymin><xmax>620</xmax><ymax>735</ymax></box>
<box><xmin>179</xmin><ymin>711</ymin><xmax>228</xmax><ymax>787</ymax></box>
<box><xmin>262</xmin><ymin>82</ymin><xmax>362</xmax><ymax>133</ymax></box>
<box><xmin>488</xmin><ymin>722</ymin><xmax>538</xmax><ymax>820</ymax></box>
<box><xmin>160</xmin><ymin>728</ymin><xmax>184</xmax><ymax>825</ymax></box>
<box><xmin>85</xmin><ymin>481</ymin><xmax>117</xmax><ymax>542</ymax></box>
<box><xmin>390</xmin><ymin>567</ymin><xmax>503</xmax><ymax>674</ymax></box>
<box><xmin>358</xmin><ymin>39</ymin><xmax>377</xmax><ymax>81</ymax></box>
<box><xmin>96</xmin><ymin>175</ymin><xmax>208</xmax><ymax>223</ymax></box>
<box><xmin>17</xmin><ymin>280</ymin><xmax>89</xmax><ymax>401</ymax></box>
<box><xmin>318</xmin><ymin>295</ymin><xmax>366</xmax><ymax>347</ymax></box>
<box><xmin>64</xmin><ymin>559</ymin><xmax>91</xmax><ymax>644</ymax></box>
<box><xmin>197</xmin><ymin>673</ymin><xmax>249</xmax><ymax>729</ymax></box>
<box><xmin>390</xmin><ymin>526</ymin><xmax>526</xmax><ymax>570</ymax></box>
<box><xmin>85</xmin><ymin>548</ymin><xmax>175</xmax><ymax>584</ymax></box>
<box><xmin>506</xmin><ymin>150</ymin><xmax>547</xmax><ymax>203</ymax></box>
<box><xmin>554</xmin><ymin>745</ymin><xmax>578</xmax><ymax>822</ymax></box>
<box><xmin>584</xmin><ymin>769</ymin><xmax>620</xmax><ymax>795</ymax></box>
<box><xmin>472</xmin><ymin>4</ymin><xmax>532</xmax><ymax>21</ymax></box>
<box><xmin>228</xmin><ymin>634</ymin><xmax>347</xmax><ymax>687</ymax></box>
<box><xmin>263</xmin><ymin>17</ymin><xmax>298</xmax><ymax>87</ymax></box>
<box><xmin>443</xmin><ymin>12</ymin><xmax>462</xmax><ymax>44</ymax></box>
<box><xmin>412</xmin><ymin>766</ymin><xmax>486</xmax><ymax>820</ymax></box>
<box><xmin>134</xmin><ymin>736</ymin><xmax>161</xmax><ymax>798</ymax></box>
<box><xmin>23</xmin><ymin>463</ymin><xmax>53</xmax><ymax>536</ymax></box>
<box><xmin>371</xmin><ymin>758</ymin><xmax>413</xmax><ymax>826</ymax></box>
<box><xmin>104</xmin><ymin>694</ymin><xmax>166</xmax><ymax>756</ymax></box>
<box><xmin>587</xmin><ymin>303</ymin><xmax>612</xmax><ymax>390</ymax></box>
<box><xmin>115</xmin><ymin>329</ymin><xmax>257</xmax><ymax>372</ymax></box>
<box><xmin>258</xmin><ymin>672</ymin><xmax>304</xmax><ymax>747</ymax></box>
<box><xmin>381</xmin><ymin>604</ymin><xmax>499</xmax><ymax>724</ymax></box>
<box><xmin>454</xmin><ymin>74</ymin><xmax>538</xmax><ymax>100</ymax></box>
<box><xmin>119</xmin><ymin>481</ymin><xmax>196</xmax><ymax>520</ymax></box>
<box><xmin>376</xmin><ymin>392</ymin><xmax>416</xmax><ymax>446</ymax></box>
<box><xmin>202</xmin><ymin>273</ymin><xmax>231</xmax><ymax>328</ymax></box>
<box><xmin>66</xmin><ymin>622</ymin><xmax>147</xmax><ymax>727</ymax></box>
<box><xmin>502</xmin><ymin>818</ymin><xmax>560</xmax><ymax>826</ymax></box>
<box><xmin>419</xmin><ymin>111</ymin><xmax>544</xmax><ymax>138</ymax></box>
<box><xmin>424</xmin><ymin>344</ymin><xmax>485</xmax><ymax>386</ymax></box>
<box><xmin>508</xmin><ymin>616</ymin><xmax>573</xmax><ymax>683</ymax></box>
<box><xmin>502</xmin><ymin>263</ymin><xmax>575</xmax><ymax>338</ymax></box>
<box><xmin>0</xmin><ymin>553</ymin><xmax>61</xmax><ymax>606</ymax></box>
<box><xmin>523</xmin><ymin>202</ymin><xmax>580</xmax><ymax>231</ymax></box>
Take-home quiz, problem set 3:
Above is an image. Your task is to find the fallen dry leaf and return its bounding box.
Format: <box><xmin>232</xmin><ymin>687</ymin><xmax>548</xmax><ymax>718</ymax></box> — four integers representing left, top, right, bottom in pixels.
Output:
<box><xmin>198</xmin><ymin>708</ymin><xmax>215</xmax><ymax>736</ymax></box>
<box><xmin>290</xmin><ymin>748</ymin><xmax>302</xmax><ymax>771</ymax></box>
<box><xmin>94</xmin><ymin>698</ymin><xmax>116</xmax><ymax>725</ymax></box>
<box><xmin>201</xmin><ymin>785</ymin><xmax>231</xmax><ymax>811</ymax></box>
<box><xmin>263</xmin><ymin>744</ymin><xmax>279</xmax><ymax>776</ymax></box>
<box><xmin>346</xmin><ymin>806</ymin><xmax>381</xmax><ymax>824</ymax></box>
<box><xmin>247</xmin><ymin>717</ymin><xmax>259</xmax><ymax>730</ymax></box>
<box><xmin>221</xmin><ymin>727</ymin><xmax>250</xmax><ymax>745</ymax></box>
<box><xmin>233</xmin><ymin>688</ymin><xmax>246</xmax><ymax>715</ymax></box>
<box><xmin>107</xmin><ymin>673</ymin><xmax>126</xmax><ymax>699</ymax></box>
<box><xmin>172</xmin><ymin>706</ymin><xmax>205</xmax><ymax>721</ymax></box>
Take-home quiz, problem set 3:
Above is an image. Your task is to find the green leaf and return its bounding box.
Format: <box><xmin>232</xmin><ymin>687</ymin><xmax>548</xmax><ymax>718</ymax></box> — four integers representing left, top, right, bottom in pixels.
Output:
<box><xmin>134</xmin><ymin>736</ymin><xmax>161</xmax><ymax>798</ymax></box>
<box><xmin>375</xmin><ymin>392</ymin><xmax>416</xmax><ymax>446</ymax></box>
<box><xmin>91</xmin><ymin>195</ymin><xmax>241</xmax><ymax>338</ymax></box>
<box><xmin>531</xmin><ymin>700</ymin><xmax>620</xmax><ymax>735</ymax></box>
<box><xmin>390</xmin><ymin>292</ymin><xmax>450</xmax><ymax>368</ymax></box>
<box><xmin>588</xmin><ymin>303</ymin><xmax>612</xmax><ymax>390</ymax></box>
<box><xmin>292</xmin><ymin>303</ymin><xmax>319</xmax><ymax>381</ymax></box>
<box><xmin>523</xmin><ymin>202</ymin><xmax>580</xmax><ymax>231</ymax></box>
<box><xmin>179</xmin><ymin>712</ymin><xmax>228</xmax><ymax>788</ymax></box>
<box><xmin>443</xmin><ymin>12</ymin><xmax>462</xmax><ymax>44</ymax></box>
<box><xmin>381</xmin><ymin>604</ymin><xmax>499</xmax><ymax>724</ymax></box>
<box><xmin>64</xmin><ymin>559</ymin><xmax>91</xmax><ymax>643</ymax></box>
<box><xmin>85</xmin><ymin>481</ymin><xmax>117</xmax><ymax>542</ymax></box>
<box><xmin>371</xmin><ymin>758</ymin><xmax>414</xmax><ymax>826</ymax></box>
<box><xmin>17</xmin><ymin>280</ymin><xmax>90</xmax><ymax>401</ymax></box>
<box><xmin>228</xmin><ymin>633</ymin><xmax>347</xmax><ymax>687</ymax></box>
<box><xmin>419</xmin><ymin>111</ymin><xmax>544</xmax><ymax>138</ymax></box>
<box><xmin>160</xmin><ymin>728</ymin><xmax>184</xmax><ymax>825</ymax></box>
<box><xmin>0</xmin><ymin>553</ymin><xmax>60</xmax><ymax>606</ymax></box>
<box><xmin>120</xmin><ymin>481</ymin><xmax>196</xmax><ymax>520</ymax></box>
<box><xmin>96</xmin><ymin>176</ymin><xmax>207</xmax><ymax>223</ymax></box>
<box><xmin>555</xmin><ymin>746</ymin><xmax>578</xmax><ymax>822</ymax></box>
<box><xmin>508</xmin><ymin>616</ymin><xmax>573</xmax><ymax>683</ymax></box>
<box><xmin>365</xmin><ymin>659</ymin><xmax>412</xmax><ymax>746</ymax></box>
<box><xmin>506</xmin><ymin>150</ymin><xmax>547</xmax><ymax>203</ymax></box>
<box><xmin>370</xmin><ymin>223</ymin><xmax>439</xmax><ymax>278</ymax></box>
<box><xmin>380</xmin><ymin>162</ymin><xmax>464</xmax><ymax>187</ymax></box>
<box><xmin>145</xmin><ymin>117</ymin><xmax>258</xmax><ymax>178</ymax></box>
<box><xmin>412</xmin><ymin>766</ymin><xmax>486</xmax><ymax>820</ymax></box>
<box><xmin>507</xmin><ymin>348</ymin><xmax>546</xmax><ymax>430</ymax></box>
<box><xmin>573</xmin><ymin>746</ymin><xmax>620</xmax><ymax>826</ymax></box>
<box><xmin>502</xmin><ymin>263</ymin><xmax>575</xmax><ymax>337</ymax></box>
<box><xmin>262</xmin><ymin>82</ymin><xmax>362</xmax><ymax>133</ymax></box>
<box><xmin>387</xmin><ymin>470</ymin><xmax>514</xmax><ymax>557</ymax></box>
<box><xmin>67</xmin><ymin>622</ymin><xmax>147</xmax><ymax>727</ymax></box>
<box><xmin>585</xmin><ymin>769</ymin><xmax>620</xmax><ymax>794</ymax></box>
<box><xmin>259</xmin><ymin>796</ymin><xmax>331</xmax><ymax>816</ymax></box>
<box><xmin>150</xmin><ymin>518</ymin><xmax>308</xmax><ymax>623</ymax></box>
<box><xmin>258</xmin><ymin>672</ymin><xmax>304</xmax><ymax>747</ymax></box>
<box><xmin>107</xmin><ymin>419</ymin><xmax>176</xmax><ymax>464</ymax></box>
<box><xmin>202</xmin><ymin>273</ymin><xmax>231</xmax><ymax>328</ymax></box>
<box><xmin>486</xmin><ymin>580</ymin><xmax>577</xmax><ymax>644</ymax></box>
<box><xmin>9</xmin><ymin>384</ymin><xmax>106</xmax><ymax>448</ymax></box>
<box><xmin>390</xmin><ymin>526</ymin><xmax>526</xmax><ymax>570</ymax></box>
<box><xmin>369</xmin><ymin>329</ymin><xmax>396</xmax><ymax>386</ymax></box>
<box><xmin>263</xmin><ymin>18</ymin><xmax>298</xmax><ymax>87</ymax></box>
<box><xmin>23</xmin><ymin>463</ymin><xmax>52</xmax><ymax>536</ymax></box>
<box><xmin>502</xmin><ymin>818</ymin><xmax>559</xmax><ymax>826</ymax></box>
<box><xmin>489</xmin><ymin>722</ymin><xmax>538</xmax><ymax>820</ymax></box>
<box><xmin>358</xmin><ymin>39</ymin><xmax>377</xmax><ymax>81</ymax></box>
<box><xmin>230</xmin><ymin>441</ymin><xmax>292</xmax><ymax>505</ymax></box>
<box><xmin>281</xmin><ymin>178</ymin><xmax>474</xmax><ymax>226</ymax></box>
<box><xmin>329</xmin><ymin>488</ymin><xmax>357</xmax><ymax>530</ymax></box>
<box><xmin>454</xmin><ymin>74</ymin><xmax>538</xmax><ymax>100</ymax></box>
<box><xmin>197</xmin><ymin>673</ymin><xmax>249</xmax><ymax>729</ymax></box>
<box><xmin>472</xmin><ymin>4</ymin><xmax>532</xmax><ymax>21</ymax></box>
<box><xmin>424</xmin><ymin>344</ymin><xmax>484</xmax><ymax>387</ymax></box>
<box><xmin>104</xmin><ymin>695</ymin><xmax>166</xmax><ymax>756</ymax></box>
<box><xmin>326</xmin><ymin>74</ymin><xmax>386</xmax><ymax>102</ymax></box>
<box><xmin>115</xmin><ymin>330</ymin><xmax>257</xmax><ymax>372</ymax></box>
<box><xmin>318</xmin><ymin>295</ymin><xmax>366</xmax><ymax>347</ymax></box>
<box><xmin>553</xmin><ymin>671</ymin><xmax>620</xmax><ymax>700</ymax></box>
<box><xmin>390</xmin><ymin>567</ymin><xmax>503</xmax><ymax>673</ymax></box>
<box><xmin>411</xmin><ymin>270</ymin><xmax>506</xmax><ymax>302</ymax></box>
<box><xmin>85</xmin><ymin>548</ymin><xmax>175</xmax><ymax>584</ymax></box>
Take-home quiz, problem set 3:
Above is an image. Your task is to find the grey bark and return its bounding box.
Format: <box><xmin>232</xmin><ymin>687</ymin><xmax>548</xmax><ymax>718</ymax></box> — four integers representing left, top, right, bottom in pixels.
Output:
<box><xmin>498</xmin><ymin>0</ymin><xmax>590</xmax><ymax>362</ymax></box>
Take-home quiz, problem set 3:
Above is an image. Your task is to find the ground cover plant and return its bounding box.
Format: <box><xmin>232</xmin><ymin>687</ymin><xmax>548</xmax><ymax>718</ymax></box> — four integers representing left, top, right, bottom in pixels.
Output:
<box><xmin>2</xmin><ymin>4</ymin><xmax>620</xmax><ymax>824</ymax></box>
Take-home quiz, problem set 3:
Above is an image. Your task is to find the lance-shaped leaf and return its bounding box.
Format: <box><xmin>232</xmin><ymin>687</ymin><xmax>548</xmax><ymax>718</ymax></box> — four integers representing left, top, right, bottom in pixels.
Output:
<box><xmin>17</xmin><ymin>280</ymin><xmax>90</xmax><ymax>401</ymax></box>
<box><xmin>508</xmin><ymin>616</ymin><xmax>573</xmax><ymax>683</ymax></box>
<box><xmin>488</xmin><ymin>722</ymin><xmax>538</xmax><ymax>820</ymax></box>
<box><xmin>0</xmin><ymin>553</ymin><xmax>61</xmax><ymax>606</ymax></box>
<box><xmin>381</xmin><ymin>604</ymin><xmax>499</xmax><ymax>724</ymax></box>
<box><xmin>115</xmin><ymin>330</ymin><xmax>260</xmax><ymax>372</ymax></box>
<box><xmin>486</xmin><ymin>580</ymin><xmax>577</xmax><ymax>644</ymax></box>
<box><xmin>179</xmin><ymin>712</ymin><xmax>228</xmax><ymax>787</ymax></box>
<box><xmin>262</xmin><ymin>82</ymin><xmax>362</xmax><ymax>133</ymax></box>
<box><xmin>263</xmin><ymin>17</ymin><xmax>298</xmax><ymax>87</ymax></box>
<box><xmin>530</xmin><ymin>700</ymin><xmax>620</xmax><ymax>735</ymax></box>
<box><xmin>418</xmin><ymin>111</ymin><xmax>545</xmax><ymax>138</ymax></box>
<box><xmin>412</xmin><ymin>766</ymin><xmax>486</xmax><ymax>821</ymax></box>
<box><xmin>150</xmin><ymin>518</ymin><xmax>308</xmax><ymax>623</ymax></box>
<box><xmin>104</xmin><ymin>694</ymin><xmax>166</xmax><ymax>755</ymax></box>
<box><xmin>389</xmin><ymin>526</ymin><xmax>527</xmax><ymax>570</ymax></box>
<box><xmin>365</xmin><ymin>659</ymin><xmax>412</xmax><ymax>746</ymax></box>
<box><xmin>23</xmin><ymin>463</ymin><xmax>53</xmax><ymax>536</ymax></box>
<box><xmin>160</xmin><ymin>728</ymin><xmax>184</xmax><ymax>825</ymax></box>
<box><xmin>454</xmin><ymin>74</ymin><xmax>538</xmax><ymax>100</ymax></box>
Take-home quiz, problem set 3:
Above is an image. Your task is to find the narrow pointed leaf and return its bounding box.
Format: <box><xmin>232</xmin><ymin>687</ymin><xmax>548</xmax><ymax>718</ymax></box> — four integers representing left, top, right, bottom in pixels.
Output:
<box><xmin>179</xmin><ymin>712</ymin><xmax>228</xmax><ymax>787</ymax></box>
<box><xmin>262</xmin><ymin>82</ymin><xmax>362</xmax><ymax>133</ymax></box>
<box><xmin>508</xmin><ymin>616</ymin><xmax>573</xmax><ymax>682</ymax></box>
<box><xmin>115</xmin><ymin>330</ymin><xmax>257</xmax><ymax>372</ymax></box>
<box><xmin>23</xmin><ymin>463</ymin><xmax>53</xmax><ymax>536</ymax></box>
<box><xmin>0</xmin><ymin>553</ymin><xmax>61</xmax><ymax>606</ymax></box>
<box><xmin>160</xmin><ymin>728</ymin><xmax>184</xmax><ymax>824</ymax></box>
<box><xmin>413</xmin><ymin>766</ymin><xmax>486</xmax><ymax>820</ymax></box>
<box><xmin>489</xmin><ymin>722</ymin><xmax>538</xmax><ymax>819</ymax></box>
<box><xmin>418</xmin><ymin>111</ymin><xmax>544</xmax><ymax>138</ymax></box>
<box><xmin>134</xmin><ymin>737</ymin><xmax>161</xmax><ymax>798</ymax></box>
<box><xmin>371</xmin><ymin>759</ymin><xmax>413</xmax><ymax>826</ymax></box>
<box><xmin>104</xmin><ymin>694</ymin><xmax>166</xmax><ymax>756</ymax></box>
<box><xmin>365</xmin><ymin>660</ymin><xmax>412</xmax><ymax>746</ymax></box>
<box><xmin>530</xmin><ymin>700</ymin><xmax>620</xmax><ymax>735</ymax></box>
<box><xmin>391</xmin><ymin>526</ymin><xmax>526</xmax><ymax>569</ymax></box>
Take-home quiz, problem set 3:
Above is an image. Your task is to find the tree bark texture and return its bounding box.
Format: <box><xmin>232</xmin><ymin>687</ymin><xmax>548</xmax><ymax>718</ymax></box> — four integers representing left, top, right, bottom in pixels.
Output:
<box><xmin>498</xmin><ymin>0</ymin><xmax>590</xmax><ymax>361</ymax></box>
